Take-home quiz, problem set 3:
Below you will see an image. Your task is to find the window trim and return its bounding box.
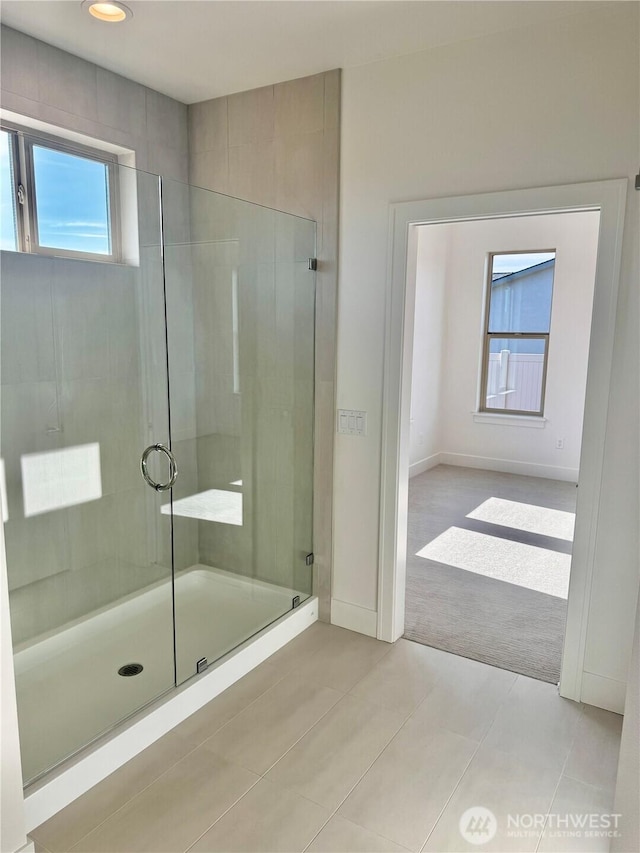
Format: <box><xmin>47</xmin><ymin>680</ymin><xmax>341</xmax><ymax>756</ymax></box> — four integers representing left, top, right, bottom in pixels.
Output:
<box><xmin>1</xmin><ymin>121</ymin><xmax>121</xmax><ymax>262</ymax></box>
<box><xmin>479</xmin><ymin>249</ymin><xmax>556</xmax><ymax>417</ymax></box>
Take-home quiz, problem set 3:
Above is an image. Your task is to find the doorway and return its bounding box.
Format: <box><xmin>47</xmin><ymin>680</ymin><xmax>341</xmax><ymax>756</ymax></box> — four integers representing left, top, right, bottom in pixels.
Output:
<box><xmin>404</xmin><ymin>211</ymin><xmax>599</xmax><ymax>682</ymax></box>
<box><xmin>377</xmin><ymin>180</ymin><xmax>627</xmax><ymax>705</ymax></box>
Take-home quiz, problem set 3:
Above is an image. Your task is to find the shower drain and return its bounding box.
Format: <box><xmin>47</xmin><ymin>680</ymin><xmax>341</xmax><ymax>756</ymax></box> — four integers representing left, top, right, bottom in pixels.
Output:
<box><xmin>118</xmin><ymin>663</ymin><xmax>144</xmax><ymax>677</ymax></box>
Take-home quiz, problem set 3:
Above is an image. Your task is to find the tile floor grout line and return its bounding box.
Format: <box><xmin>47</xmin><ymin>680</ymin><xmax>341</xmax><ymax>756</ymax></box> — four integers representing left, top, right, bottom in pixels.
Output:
<box><xmin>340</xmin><ymin>639</ymin><xmax>396</xmax><ymax>696</ymax></box>
<box><xmin>190</xmin><ymin>659</ymin><xmax>346</xmax><ymax>760</ymax></box>
<box><xmin>299</xmin><ymin>709</ymin><xmax>420</xmax><ymax>853</ymax></box>
<box><xmin>534</xmin><ymin>738</ymin><xmax>575</xmax><ymax>853</ymax></box>
<box><xmin>241</xmin><ymin>666</ymin><xmax>425</xmax><ymax>853</ymax></box>
<box><xmin>472</xmin><ymin>671</ymin><xmax>524</xmax><ymax>752</ymax></box>
<box><xmin>254</xmin><ymin>687</ymin><xmax>347</xmax><ymax>777</ymax></box>
<box><xmin>418</xmin><ymin>735</ymin><xmax>484</xmax><ymax>853</ymax></box>
<box><xmin>183</xmin><ymin>660</ymin><xmax>294</xmax><ymax>746</ymax></box>
<box><xmin>61</xmin><ymin>736</ymin><xmax>209</xmax><ymax>853</ymax></box>
<box><xmin>300</xmin><ymin>652</ymin><xmax>517</xmax><ymax>850</ymax></box>
<box><xmin>181</xmin><ymin>774</ymin><xmax>263</xmax><ymax>853</ymax></box>
<box><xmin>561</xmin><ymin>770</ymin><xmax>617</xmax><ymax>793</ymax></box>
<box><xmin>300</xmin><ymin>694</ymin><xmax>468</xmax><ymax>852</ymax></box>
<box><xmin>299</xmin><ymin>702</ymin><xmax>422</xmax><ymax>850</ymax></box>
<box><xmin>218</xmin><ymin>633</ymin><xmax>405</xmax><ymax>784</ymax></box>
<box><xmin>201</xmin><ymin>682</ymin><xmax>347</xmax><ymax>788</ymax></box>
<box><xmin>416</xmin><ymin>669</ymin><xmax>526</xmax><ymax>852</ymax></box>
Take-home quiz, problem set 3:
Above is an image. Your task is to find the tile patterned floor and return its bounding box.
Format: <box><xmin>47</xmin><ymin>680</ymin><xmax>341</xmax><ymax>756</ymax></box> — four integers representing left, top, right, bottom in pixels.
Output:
<box><xmin>31</xmin><ymin>623</ymin><xmax>622</xmax><ymax>853</ymax></box>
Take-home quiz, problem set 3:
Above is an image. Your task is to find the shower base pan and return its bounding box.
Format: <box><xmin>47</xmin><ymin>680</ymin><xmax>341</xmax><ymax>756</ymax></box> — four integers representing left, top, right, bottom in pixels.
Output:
<box><xmin>18</xmin><ymin>566</ymin><xmax>317</xmax><ymax>831</ymax></box>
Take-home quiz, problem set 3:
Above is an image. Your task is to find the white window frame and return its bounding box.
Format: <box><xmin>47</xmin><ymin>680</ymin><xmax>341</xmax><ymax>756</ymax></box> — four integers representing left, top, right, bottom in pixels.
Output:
<box><xmin>480</xmin><ymin>249</ymin><xmax>556</xmax><ymax>417</ymax></box>
<box><xmin>1</xmin><ymin>121</ymin><xmax>121</xmax><ymax>262</ymax></box>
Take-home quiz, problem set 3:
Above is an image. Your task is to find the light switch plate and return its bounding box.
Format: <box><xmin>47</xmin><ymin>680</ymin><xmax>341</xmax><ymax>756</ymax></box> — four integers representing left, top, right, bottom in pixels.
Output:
<box><xmin>337</xmin><ymin>409</ymin><xmax>367</xmax><ymax>436</ymax></box>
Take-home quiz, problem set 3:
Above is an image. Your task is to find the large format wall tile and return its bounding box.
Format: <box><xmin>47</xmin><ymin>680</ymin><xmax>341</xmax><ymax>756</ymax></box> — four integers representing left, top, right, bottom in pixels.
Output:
<box><xmin>96</xmin><ymin>67</ymin><xmax>146</xmax><ymax>134</ymax></box>
<box><xmin>0</xmin><ymin>27</ymin><xmax>39</xmax><ymax>99</ymax></box>
<box><xmin>275</xmin><ymin>130</ymin><xmax>324</xmax><ymax>222</ymax></box>
<box><xmin>274</xmin><ymin>73</ymin><xmax>325</xmax><ymax>137</ymax></box>
<box><xmin>36</xmin><ymin>40</ymin><xmax>98</xmax><ymax>122</ymax></box>
<box><xmin>228</xmin><ymin>139</ymin><xmax>276</xmax><ymax>208</ymax></box>
<box><xmin>187</xmin><ymin>72</ymin><xmax>339</xmax><ymax>615</ymax></box>
<box><xmin>145</xmin><ymin>89</ymin><xmax>188</xmax><ymax>153</ymax></box>
<box><xmin>228</xmin><ymin>85</ymin><xmax>274</xmax><ymax>146</ymax></box>
<box><xmin>188</xmin><ymin>97</ymin><xmax>228</xmax><ymax>155</ymax></box>
<box><xmin>0</xmin><ymin>253</ymin><xmax>56</xmax><ymax>385</ymax></box>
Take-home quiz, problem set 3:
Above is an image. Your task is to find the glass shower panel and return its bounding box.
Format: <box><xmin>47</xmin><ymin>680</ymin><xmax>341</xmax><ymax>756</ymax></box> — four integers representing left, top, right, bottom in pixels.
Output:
<box><xmin>1</xmin><ymin>166</ymin><xmax>175</xmax><ymax>784</ymax></box>
<box><xmin>162</xmin><ymin>179</ymin><xmax>316</xmax><ymax>684</ymax></box>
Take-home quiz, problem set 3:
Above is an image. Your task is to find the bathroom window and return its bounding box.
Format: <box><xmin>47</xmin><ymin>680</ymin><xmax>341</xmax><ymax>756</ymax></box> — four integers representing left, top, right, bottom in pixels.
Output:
<box><xmin>480</xmin><ymin>251</ymin><xmax>556</xmax><ymax>416</ymax></box>
<box><xmin>1</xmin><ymin>123</ymin><xmax>119</xmax><ymax>261</ymax></box>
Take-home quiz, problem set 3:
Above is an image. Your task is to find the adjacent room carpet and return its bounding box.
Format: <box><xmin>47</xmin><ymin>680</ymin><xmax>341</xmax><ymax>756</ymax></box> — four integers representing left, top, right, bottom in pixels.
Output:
<box><xmin>404</xmin><ymin>465</ymin><xmax>578</xmax><ymax>683</ymax></box>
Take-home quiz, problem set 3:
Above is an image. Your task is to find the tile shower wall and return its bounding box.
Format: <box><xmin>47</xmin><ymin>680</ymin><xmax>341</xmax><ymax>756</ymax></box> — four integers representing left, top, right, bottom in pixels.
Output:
<box><xmin>1</xmin><ymin>26</ymin><xmax>339</xmax><ymax>635</ymax></box>
<box><xmin>0</xmin><ymin>27</ymin><xmax>197</xmax><ymax>643</ymax></box>
<box><xmin>183</xmin><ymin>203</ymin><xmax>316</xmax><ymax>594</ymax></box>
<box><xmin>187</xmin><ymin>71</ymin><xmax>340</xmax><ymax>618</ymax></box>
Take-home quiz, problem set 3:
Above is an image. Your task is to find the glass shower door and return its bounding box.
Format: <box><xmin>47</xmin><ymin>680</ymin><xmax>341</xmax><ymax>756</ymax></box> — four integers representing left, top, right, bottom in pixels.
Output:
<box><xmin>2</xmin><ymin>166</ymin><xmax>176</xmax><ymax>784</ymax></box>
<box><xmin>162</xmin><ymin>179</ymin><xmax>316</xmax><ymax>684</ymax></box>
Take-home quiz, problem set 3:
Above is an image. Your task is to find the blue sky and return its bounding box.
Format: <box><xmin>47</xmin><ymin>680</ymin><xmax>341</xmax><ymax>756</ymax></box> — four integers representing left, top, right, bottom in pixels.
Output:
<box><xmin>0</xmin><ymin>131</ymin><xmax>111</xmax><ymax>255</ymax></box>
<box><xmin>33</xmin><ymin>145</ymin><xmax>111</xmax><ymax>254</ymax></box>
<box><xmin>492</xmin><ymin>252</ymin><xmax>555</xmax><ymax>275</ymax></box>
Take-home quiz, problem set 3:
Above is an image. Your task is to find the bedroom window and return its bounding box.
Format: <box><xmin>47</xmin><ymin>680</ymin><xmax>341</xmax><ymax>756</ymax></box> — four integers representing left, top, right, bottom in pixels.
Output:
<box><xmin>480</xmin><ymin>251</ymin><xmax>556</xmax><ymax>416</ymax></box>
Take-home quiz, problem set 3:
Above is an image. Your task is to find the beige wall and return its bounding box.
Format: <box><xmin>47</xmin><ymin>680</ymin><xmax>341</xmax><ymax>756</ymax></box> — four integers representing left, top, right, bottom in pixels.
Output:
<box><xmin>187</xmin><ymin>71</ymin><xmax>340</xmax><ymax>618</ymax></box>
<box><xmin>336</xmin><ymin>3</ymin><xmax>639</xmax><ymax>704</ymax></box>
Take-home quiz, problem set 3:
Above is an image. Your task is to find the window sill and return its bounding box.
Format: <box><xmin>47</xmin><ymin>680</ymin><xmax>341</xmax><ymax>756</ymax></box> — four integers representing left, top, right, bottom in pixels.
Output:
<box><xmin>472</xmin><ymin>412</ymin><xmax>547</xmax><ymax>429</ymax></box>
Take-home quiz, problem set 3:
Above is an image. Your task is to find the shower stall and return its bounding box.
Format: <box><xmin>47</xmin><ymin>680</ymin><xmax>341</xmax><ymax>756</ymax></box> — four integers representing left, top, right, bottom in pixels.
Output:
<box><xmin>1</xmin><ymin>164</ymin><xmax>316</xmax><ymax>786</ymax></box>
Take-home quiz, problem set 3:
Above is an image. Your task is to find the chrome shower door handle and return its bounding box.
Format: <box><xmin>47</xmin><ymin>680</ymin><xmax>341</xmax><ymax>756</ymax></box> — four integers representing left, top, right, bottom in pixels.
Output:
<box><xmin>140</xmin><ymin>444</ymin><xmax>178</xmax><ymax>491</ymax></box>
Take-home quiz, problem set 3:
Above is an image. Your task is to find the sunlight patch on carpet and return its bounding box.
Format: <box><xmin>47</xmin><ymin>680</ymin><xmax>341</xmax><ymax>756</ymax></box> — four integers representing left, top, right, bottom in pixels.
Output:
<box><xmin>466</xmin><ymin>497</ymin><xmax>575</xmax><ymax>541</ymax></box>
<box><xmin>415</xmin><ymin>526</ymin><xmax>570</xmax><ymax>598</ymax></box>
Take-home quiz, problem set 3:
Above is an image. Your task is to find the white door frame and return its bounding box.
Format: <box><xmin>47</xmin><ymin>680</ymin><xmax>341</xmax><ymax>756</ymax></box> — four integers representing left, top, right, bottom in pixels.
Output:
<box><xmin>377</xmin><ymin>180</ymin><xmax>628</xmax><ymax>703</ymax></box>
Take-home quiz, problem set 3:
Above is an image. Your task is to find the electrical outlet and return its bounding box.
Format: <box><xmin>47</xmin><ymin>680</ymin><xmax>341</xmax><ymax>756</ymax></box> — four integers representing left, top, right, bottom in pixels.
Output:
<box><xmin>556</xmin><ymin>438</ymin><xmax>565</xmax><ymax>450</ymax></box>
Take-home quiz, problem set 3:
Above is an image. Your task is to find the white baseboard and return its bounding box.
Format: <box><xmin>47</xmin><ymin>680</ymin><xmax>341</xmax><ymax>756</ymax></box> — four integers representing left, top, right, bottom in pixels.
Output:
<box><xmin>581</xmin><ymin>671</ymin><xmax>626</xmax><ymax>714</ymax></box>
<box><xmin>331</xmin><ymin>599</ymin><xmax>378</xmax><ymax>637</ymax></box>
<box><xmin>409</xmin><ymin>453</ymin><xmax>442</xmax><ymax>479</ymax></box>
<box><xmin>24</xmin><ymin>598</ymin><xmax>318</xmax><ymax>831</ymax></box>
<box><xmin>439</xmin><ymin>452</ymin><xmax>579</xmax><ymax>483</ymax></box>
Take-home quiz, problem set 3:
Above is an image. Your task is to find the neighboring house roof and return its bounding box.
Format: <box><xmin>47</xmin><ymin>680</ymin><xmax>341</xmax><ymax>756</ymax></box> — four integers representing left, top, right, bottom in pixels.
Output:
<box><xmin>492</xmin><ymin>257</ymin><xmax>555</xmax><ymax>286</ymax></box>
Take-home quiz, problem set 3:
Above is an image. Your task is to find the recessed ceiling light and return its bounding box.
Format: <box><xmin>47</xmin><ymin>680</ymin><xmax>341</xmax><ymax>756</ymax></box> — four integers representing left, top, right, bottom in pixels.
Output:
<box><xmin>82</xmin><ymin>1</ymin><xmax>132</xmax><ymax>23</ymax></box>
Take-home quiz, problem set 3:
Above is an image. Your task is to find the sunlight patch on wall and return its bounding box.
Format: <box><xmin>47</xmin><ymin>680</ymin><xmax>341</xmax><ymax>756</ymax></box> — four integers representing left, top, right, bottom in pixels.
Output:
<box><xmin>21</xmin><ymin>443</ymin><xmax>102</xmax><ymax>517</ymax></box>
<box><xmin>467</xmin><ymin>497</ymin><xmax>575</xmax><ymax>542</ymax></box>
<box><xmin>162</xmin><ymin>489</ymin><xmax>243</xmax><ymax>526</ymax></box>
<box><xmin>416</xmin><ymin>526</ymin><xmax>570</xmax><ymax>598</ymax></box>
